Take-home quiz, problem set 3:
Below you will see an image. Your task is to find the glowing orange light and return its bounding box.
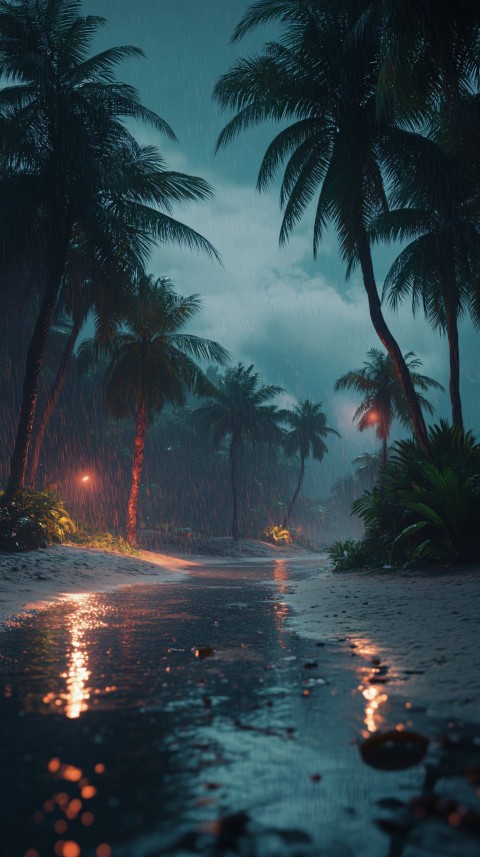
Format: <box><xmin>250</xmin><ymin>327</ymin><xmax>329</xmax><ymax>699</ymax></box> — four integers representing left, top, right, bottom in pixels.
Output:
<box><xmin>81</xmin><ymin>786</ymin><xmax>96</xmax><ymax>799</ymax></box>
<box><xmin>81</xmin><ymin>475</ymin><xmax>90</xmax><ymax>483</ymax></box>
<box><xmin>25</xmin><ymin>850</ymin><xmax>40</xmax><ymax>857</ymax></box>
<box><xmin>48</xmin><ymin>757</ymin><xmax>61</xmax><ymax>773</ymax></box>
<box><xmin>94</xmin><ymin>764</ymin><xmax>105</xmax><ymax>775</ymax></box>
<box><xmin>81</xmin><ymin>812</ymin><xmax>95</xmax><ymax>826</ymax></box>
<box><xmin>63</xmin><ymin>765</ymin><xmax>82</xmax><ymax>782</ymax></box>
<box><xmin>63</xmin><ymin>843</ymin><xmax>81</xmax><ymax>857</ymax></box>
<box><xmin>55</xmin><ymin>820</ymin><xmax>68</xmax><ymax>835</ymax></box>
<box><xmin>369</xmin><ymin>411</ymin><xmax>379</xmax><ymax>423</ymax></box>
<box><xmin>96</xmin><ymin>845</ymin><xmax>112</xmax><ymax>857</ymax></box>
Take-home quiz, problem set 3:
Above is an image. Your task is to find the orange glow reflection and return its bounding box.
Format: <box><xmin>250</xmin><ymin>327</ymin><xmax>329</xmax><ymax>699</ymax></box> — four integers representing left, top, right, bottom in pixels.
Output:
<box><xmin>273</xmin><ymin>561</ymin><xmax>289</xmax><ymax>647</ymax></box>
<box><xmin>353</xmin><ymin>637</ymin><xmax>391</xmax><ymax>736</ymax></box>
<box><xmin>42</xmin><ymin>594</ymin><xmax>110</xmax><ymax>719</ymax></box>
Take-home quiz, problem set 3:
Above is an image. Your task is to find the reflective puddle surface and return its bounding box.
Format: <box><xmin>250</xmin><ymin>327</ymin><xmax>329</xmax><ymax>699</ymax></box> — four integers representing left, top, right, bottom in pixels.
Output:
<box><xmin>0</xmin><ymin>561</ymin><xmax>479</xmax><ymax>857</ymax></box>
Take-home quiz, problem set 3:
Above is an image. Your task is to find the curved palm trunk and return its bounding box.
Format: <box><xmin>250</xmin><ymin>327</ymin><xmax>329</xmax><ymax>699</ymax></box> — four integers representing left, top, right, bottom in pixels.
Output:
<box><xmin>444</xmin><ymin>292</ymin><xmax>463</xmax><ymax>429</ymax></box>
<box><xmin>230</xmin><ymin>433</ymin><xmax>241</xmax><ymax>541</ymax></box>
<box><xmin>5</xmin><ymin>236</ymin><xmax>69</xmax><ymax>499</ymax></box>
<box><xmin>283</xmin><ymin>455</ymin><xmax>305</xmax><ymax>529</ymax></box>
<box><xmin>27</xmin><ymin>318</ymin><xmax>81</xmax><ymax>486</ymax></box>
<box><xmin>357</xmin><ymin>230</ymin><xmax>428</xmax><ymax>449</ymax></box>
<box><xmin>126</xmin><ymin>399</ymin><xmax>147</xmax><ymax>547</ymax></box>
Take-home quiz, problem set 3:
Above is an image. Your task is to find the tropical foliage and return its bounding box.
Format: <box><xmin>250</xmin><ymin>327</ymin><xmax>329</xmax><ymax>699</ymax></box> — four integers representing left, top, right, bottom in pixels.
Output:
<box><xmin>0</xmin><ymin>488</ymin><xmax>76</xmax><ymax>551</ymax></box>
<box><xmin>334</xmin><ymin>349</ymin><xmax>443</xmax><ymax>465</ymax></box>
<box><xmin>214</xmin><ymin>0</ymin><xmax>432</xmax><ymax>447</ymax></box>
<box><xmin>351</xmin><ymin>423</ymin><xmax>480</xmax><ymax>566</ymax></box>
<box><xmin>327</xmin><ymin>538</ymin><xmax>377</xmax><ymax>573</ymax></box>
<box><xmin>79</xmin><ymin>274</ymin><xmax>228</xmax><ymax>545</ymax></box>
<box><xmin>198</xmin><ymin>364</ymin><xmax>285</xmax><ymax>540</ymax></box>
<box><xmin>0</xmin><ymin>0</ymin><xmax>218</xmax><ymax>497</ymax></box>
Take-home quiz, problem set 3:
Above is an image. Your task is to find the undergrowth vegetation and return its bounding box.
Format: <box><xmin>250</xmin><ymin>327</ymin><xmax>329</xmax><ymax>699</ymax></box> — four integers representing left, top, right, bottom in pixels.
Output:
<box><xmin>0</xmin><ymin>488</ymin><xmax>76</xmax><ymax>551</ymax></box>
<box><xmin>329</xmin><ymin>423</ymin><xmax>480</xmax><ymax>570</ymax></box>
<box><xmin>68</xmin><ymin>530</ymin><xmax>139</xmax><ymax>555</ymax></box>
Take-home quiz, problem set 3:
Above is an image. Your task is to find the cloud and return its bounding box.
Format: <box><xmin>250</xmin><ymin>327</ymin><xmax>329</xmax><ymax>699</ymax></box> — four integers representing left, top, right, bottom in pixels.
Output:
<box><xmin>143</xmin><ymin>158</ymin><xmax>480</xmax><ymax>488</ymax></box>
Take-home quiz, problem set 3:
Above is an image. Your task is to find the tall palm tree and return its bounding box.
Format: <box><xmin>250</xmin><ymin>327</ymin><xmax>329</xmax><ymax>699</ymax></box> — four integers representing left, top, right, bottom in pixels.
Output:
<box><xmin>27</xmin><ymin>249</ymin><xmax>132</xmax><ymax>485</ymax></box>
<box><xmin>78</xmin><ymin>275</ymin><xmax>228</xmax><ymax>546</ymax></box>
<box><xmin>371</xmin><ymin>132</ymin><xmax>480</xmax><ymax>430</ymax></box>
<box><xmin>281</xmin><ymin>400</ymin><xmax>339</xmax><ymax>528</ymax></box>
<box><xmin>0</xmin><ymin>0</ymin><xmax>218</xmax><ymax>498</ymax></box>
<box><xmin>213</xmin><ymin>0</ymin><xmax>429</xmax><ymax>448</ymax></box>
<box><xmin>334</xmin><ymin>348</ymin><xmax>443</xmax><ymax>466</ymax></box>
<box><xmin>198</xmin><ymin>364</ymin><xmax>284</xmax><ymax>540</ymax></box>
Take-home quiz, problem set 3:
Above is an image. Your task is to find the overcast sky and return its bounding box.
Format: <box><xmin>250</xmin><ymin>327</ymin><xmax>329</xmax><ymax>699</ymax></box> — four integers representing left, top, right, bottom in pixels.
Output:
<box><xmin>83</xmin><ymin>0</ymin><xmax>480</xmax><ymax>487</ymax></box>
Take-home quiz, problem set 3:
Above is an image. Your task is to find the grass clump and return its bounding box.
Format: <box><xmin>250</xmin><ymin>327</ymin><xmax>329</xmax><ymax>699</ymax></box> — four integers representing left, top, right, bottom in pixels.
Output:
<box><xmin>69</xmin><ymin>529</ymin><xmax>140</xmax><ymax>555</ymax></box>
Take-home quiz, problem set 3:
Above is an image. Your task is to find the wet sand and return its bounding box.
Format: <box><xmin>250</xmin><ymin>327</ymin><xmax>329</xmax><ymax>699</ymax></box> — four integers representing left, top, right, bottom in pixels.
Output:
<box><xmin>1</xmin><ymin>545</ymin><xmax>480</xmax><ymax>726</ymax></box>
<box><xmin>285</xmin><ymin>564</ymin><xmax>480</xmax><ymax>725</ymax></box>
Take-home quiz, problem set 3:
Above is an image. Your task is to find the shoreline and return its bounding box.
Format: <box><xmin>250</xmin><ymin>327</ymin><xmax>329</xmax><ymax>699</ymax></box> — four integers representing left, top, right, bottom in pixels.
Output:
<box><xmin>1</xmin><ymin>544</ymin><xmax>479</xmax><ymax>727</ymax></box>
<box><xmin>0</xmin><ymin>544</ymin><xmax>197</xmax><ymax>626</ymax></box>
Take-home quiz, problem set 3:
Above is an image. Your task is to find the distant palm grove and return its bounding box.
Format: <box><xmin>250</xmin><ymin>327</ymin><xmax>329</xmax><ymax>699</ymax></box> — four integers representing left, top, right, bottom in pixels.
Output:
<box><xmin>0</xmin><ymin>0</ymin><xmax>479</xmax><ymax>561</ymax></box>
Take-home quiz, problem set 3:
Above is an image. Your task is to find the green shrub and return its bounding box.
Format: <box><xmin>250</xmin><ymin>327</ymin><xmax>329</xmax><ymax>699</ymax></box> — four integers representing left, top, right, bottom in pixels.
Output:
<box><xmin>352</xmin><ymin>422</ymin><xmax>480</xmax><ymax>565</ymax></box>
<box><xmin>0</xmin><ymin>488</ymin><xmax>76</xmax><ymax>551</ymax></box>
<box><xmin>327</xmin><ymin>538</ymin><xmax>377</xmax><ymax>571</ymax></box>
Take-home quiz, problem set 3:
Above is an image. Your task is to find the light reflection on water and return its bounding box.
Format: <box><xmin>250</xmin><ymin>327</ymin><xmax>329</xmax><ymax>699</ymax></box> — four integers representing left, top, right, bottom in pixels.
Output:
<box><xmin>43</xmin><ymin>593</ymin><xmax>110</xmax><ymax>719</ymax></box>
<box><xmin>352</xmin><ymin>637</ymin><xmax>392</xmax><ymax>737</ymax></box>
<box><xmin>273</xmin><ymin>560</ymin><xmax>289</xmax><ymax>648</ymax></box>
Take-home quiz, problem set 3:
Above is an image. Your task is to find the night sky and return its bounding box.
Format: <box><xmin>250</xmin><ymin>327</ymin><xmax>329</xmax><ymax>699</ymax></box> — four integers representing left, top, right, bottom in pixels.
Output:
<box><xmin>82</xmin><ymin>0</ymin><xmax>480</xmax><ymax>482</ymax></box>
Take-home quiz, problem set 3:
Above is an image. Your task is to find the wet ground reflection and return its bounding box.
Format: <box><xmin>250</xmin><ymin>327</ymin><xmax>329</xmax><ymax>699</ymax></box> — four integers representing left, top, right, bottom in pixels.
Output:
<box><xmin>0</xmin><ymin>562</ymin><xmax>479</xmax><ymax>857</ymax></box>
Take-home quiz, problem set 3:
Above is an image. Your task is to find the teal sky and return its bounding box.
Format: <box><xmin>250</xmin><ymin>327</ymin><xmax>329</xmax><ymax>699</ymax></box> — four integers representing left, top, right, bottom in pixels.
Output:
<box><xmin>82</xmin><ymin>1</ymin><xmax>480</xmax><ymax>485</ymax></box>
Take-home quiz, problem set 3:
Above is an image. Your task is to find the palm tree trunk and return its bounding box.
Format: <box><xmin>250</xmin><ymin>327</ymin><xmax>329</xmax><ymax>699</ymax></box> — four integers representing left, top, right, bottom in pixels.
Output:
<box><xmin>283</xmin><ymin>455</ymin><xmax>305</xmax><ymax>529</ymax></box>
<box><xmin>126</xmin><ymin>400</ymin><xmax>147</xmax><ymax>547</ymax></box>
<box><xmin>230</xmin><ymin>434</ymin><xmax>240</xmax><ymax>540</ymax></box>
<box><xmin>5</xmin><ymin>237</ymin><xmax>69</xmax><ymax>499</ymax></box>
<box><xmin>357</xmin><ymin>230</ymin><xmax>428</xmax><ymax>449</ymax></box>
<box><xmin>381</xmin><ymin>435</ymin><xmax>388</xmax><ymax>468</ymax></box>
<box><xmin>27</xmin><ymin>318</ymin><xmax>81</xmax><ymax>486</ymax></box>
<box><xmin>444</xmin><ymin>294</ymin><xmax>463</xmax><ymax>429</ymax></box>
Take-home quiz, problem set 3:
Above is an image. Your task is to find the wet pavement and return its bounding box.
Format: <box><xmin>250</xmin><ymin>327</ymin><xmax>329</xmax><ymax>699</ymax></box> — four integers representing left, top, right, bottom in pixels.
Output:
<box><xmin>0</xmin><ymin>559</ymin><xmax>479</xmax><ymax>857</ymax></box>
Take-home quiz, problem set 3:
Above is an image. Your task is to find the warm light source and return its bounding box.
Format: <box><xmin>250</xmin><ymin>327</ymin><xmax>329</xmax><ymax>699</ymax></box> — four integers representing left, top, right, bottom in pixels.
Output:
<box><xmin>80</xmin><ymin>475</ymin><xmax>90</xmax><ymax>483</ymax></box>
<box><xmin>368</xmin><ymin>411</ymin><xmax>379</xmax><ymax>423</ymax></box>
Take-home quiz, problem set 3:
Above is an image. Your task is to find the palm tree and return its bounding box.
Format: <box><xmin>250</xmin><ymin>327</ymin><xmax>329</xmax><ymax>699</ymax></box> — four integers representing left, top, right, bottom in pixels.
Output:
<box><xmin>0</xmin><ymin>0</ymin><xmax>218</xmax><ymax>498</ymax></box>
<box><xmin>334</xmin><ymin>349</ymin><xmax>443</xmax><ymax>466</ymax></box>
<box><xmin>27</xmin><ymin>250</ymin><xmax>131</xmax><ymax>485</ymax></box>
<box><xmin>213</xmin><ymin>0</ymin><xmax>429</xmax><ymax>448</ymax></box>
<box><xmin>371</xmin><ymin>132</ymin><xmax>479</xmax><ymax>430</ymax></box>
<box><xmin>281</xmin><ymin>400</ymin><xmax>339</xmax><ymax>528</ymax></box>
<box><xmin>78</xmin><ymin>275</ymin><xmax>228</xmax><ymax>546</ymax></box>
<box><xmin>198</xmin><ymin>364</ymin><xmax>284</xmax><ymax>540</ymax></box>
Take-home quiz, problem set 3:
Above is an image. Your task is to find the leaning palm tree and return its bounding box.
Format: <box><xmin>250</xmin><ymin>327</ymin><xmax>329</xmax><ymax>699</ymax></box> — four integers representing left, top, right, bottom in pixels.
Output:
<box><xmin>198</xmin><ymin>364</ymin><xmax>284</xmax><ymax>540</ymax></box>
<box><xmin>214</xmin><ymin>0</ymin><xmax>429</xmax><ymax>448</ymax></box>
<box><xmin>282</xmin><ymin>400</ymin><xmax>339</xmax><ymax>528</ymax></box>
<box><xmin>0</xmin><ymin>0</ymin><xmax>218</xmax><ymax>498</ymax></box>
<box><xmin>27</xmin><ymin>245</ymin><xmax>133</xmax><ymax>485</ymax></box>
<box><xmin>334</xmin><ymin>349</ymin><xmax>443</xmax><ymax>466</ymax></box>
<box><xmin>78</xmin><ymin>275</ymin><xmax>228</xmax><ymax>546</ymax></box>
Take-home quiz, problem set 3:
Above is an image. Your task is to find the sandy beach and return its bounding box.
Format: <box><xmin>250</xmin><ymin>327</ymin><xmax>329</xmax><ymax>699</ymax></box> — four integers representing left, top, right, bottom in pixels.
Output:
<box><xmin>1</xmin><ymin>544</ymin><xmax>479</xmax><ymax>727</ymax></box>
<box><xmin>0</xmin><ymin>544</ymin><xmax>197</xmax><ymax>624</ymax></box>
<box><xmin>285</xmin><ymin>564</ymin><xmax>480</xmax><ymax>726</ymax></box>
